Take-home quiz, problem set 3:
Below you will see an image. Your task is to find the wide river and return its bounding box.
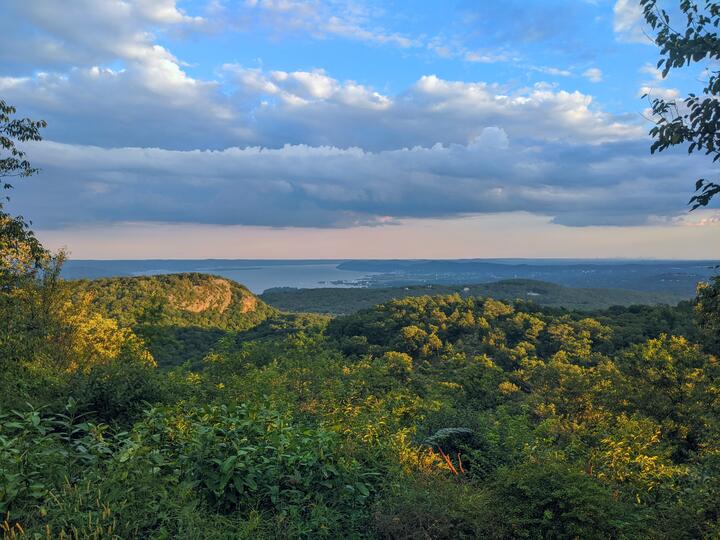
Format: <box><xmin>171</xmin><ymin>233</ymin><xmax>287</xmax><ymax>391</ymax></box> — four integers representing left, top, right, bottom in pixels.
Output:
<box><xmin>62</xmin><ymin>260</ymin><xmax>376</xmax><ymax>294</ymax></box>
<box><xmin>165</xmin><ymin>262</ymin><xmax>375</xmax><ymax>293</ymax></box>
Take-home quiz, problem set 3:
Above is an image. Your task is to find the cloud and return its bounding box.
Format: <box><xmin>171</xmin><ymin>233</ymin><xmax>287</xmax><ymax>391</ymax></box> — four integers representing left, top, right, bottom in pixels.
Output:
<box><xmin>0</xmin><ymin>0</ymin><xmax>204</xmax><ymax>74</ymax></box>
<box><xmin>583</xmin><ymin>67</ymin><xmax>603</xmax><ymax>83</ymax></box>
<box><xmin>0</xmin><ymin>61</ymin><xmax>237</xmax><ymax>150</ymax></box>
<box><xmin>640</xmin><ymin>63</ymin><xmax>663</xmax><ymax>81</ymax></box>
<box><xmin>464</xmin><ymin>51</ymin><xmax>513</xmax><ymax>64</ymax></box>
<box><xmin>638</xmin><ymin>85</ymin><xmax>679</xmax><ymax>101</ymax></box>
<box><xmin>1</xmin><ymin>0</ymin><xmax>641</xmax><ymax>154</ymax></box>
<box><xmin>231</xmin><ymin>0</ymin><xmax>419</xmax><ymax>49</ymax></box>
<box><xmin>11</xmin><ymin>134</ymin><xmax>713</xmax><ymax>233</ymax></box>
<box><xmin>638</xmin><ymin>64</ymin><xmax>680</xmax><ymax>105</ymax></box>
<box><xmin>221</xmin><ymin>70</ymin><xmax>642</xmax><ymax>150</ymax></box>
<box><xmin>613</xmin><ymin>0</ymin><xmax>650</xmax><ymax>44</ymax></box>
<box><xmin>3</xmin><ymin>0</ymin><xmax>708</xmax><ymax>243</ymax></box>
<box><xmin>670</xmin><ymin>210</ymin><xmax>720</xmax><ymax>227</ymax></box>
<box><xmin>530</xmin><ymin>66</ymin><xmax>573</xmax><ymax>77</ymax></box>
<box><xmin>0</xmin><ymin>1</ymin><xmax>236</xmax><ymax>150</ymax></box>
<box><xmin>2</xmin><ymin>63</ymin><xmax>644</xmax><ymax>152</ymax></box>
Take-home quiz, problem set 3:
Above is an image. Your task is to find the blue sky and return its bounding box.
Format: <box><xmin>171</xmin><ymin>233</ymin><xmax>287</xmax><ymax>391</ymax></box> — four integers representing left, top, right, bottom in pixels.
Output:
<box><xmin>0</xmin><ymin>0</ymin><xmax>717</xmax><ymax>258</ymax></box>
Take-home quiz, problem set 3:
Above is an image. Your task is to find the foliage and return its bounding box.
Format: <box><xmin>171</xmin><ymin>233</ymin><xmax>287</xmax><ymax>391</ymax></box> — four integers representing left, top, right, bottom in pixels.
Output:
<box><xmin>69</xmin><ymin>273</ymin><xmax>276</xmax><ymax>367</ymax></box>
<box><xmin>485</xmin><ymin>459</ymin><xmax>638</xmax><ymax>539</ymax></box>
<box><xmin>696</xmin><ymin>275</ymin><xmax>720</xmax><ymax>355</ymax></box>
<box><xmin>0</xmin><ymin>399</ymin><xmax>111</xmax><ymax>517</ymax></box>
<box><xmin>261</xmin><ymin>278</ymin><xmax>686</xmax><ymax>315</ymax></box>
<box><xmin>123</xmin><ymin>403</ymin><xmax>373</xmax><ymax>532</ymax></box>
<box><xmin>641</xmin><ymin>0</ymin><xmax>720</xmax><ymax>207</ymax></box>
<box><xmin>0</xmin><ymin>100</ymin><xmax>47</xmax><ymax>291</ymax></box>
<box><xmin>0</xmin><ymin>100</ymin><xmax>46</xmax><ymax>185</ymax></box>
<box><xmin>4</xmin><ymin>256</ymin><xmax>720</xmax><ymax>539</ymax></box>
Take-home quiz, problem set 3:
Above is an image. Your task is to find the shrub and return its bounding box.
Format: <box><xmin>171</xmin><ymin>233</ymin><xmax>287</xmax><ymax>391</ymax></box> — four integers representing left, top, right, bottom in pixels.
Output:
<box><xmin>0</xmin><ymin>400</ymin><xmax>111</xmax><ymax>518</ymax></box>
<box><xmin>372</xmin><ymin>475</ymin><xmax>491</xmax><ymax>539</ymax></box>
<box><xmin>117</xmin><ymin>402</ymin><xmax>377</xmax><ymax>535</ymax></box>
<box><xmin>486</xmin><ymin>459</ymin><xmax>638</xmax><ymax>539</ymax></box>
<box><xmin>71</xmin><ymin>350</ymin><xmax>165</xmax><ymax>426</ymax></box>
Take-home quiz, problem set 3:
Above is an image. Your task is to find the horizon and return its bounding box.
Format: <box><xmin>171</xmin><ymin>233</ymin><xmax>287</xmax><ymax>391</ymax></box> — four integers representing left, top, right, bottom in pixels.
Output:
<box><xmin>60</xmin><ymin>256</ymin><xmax>716</xmax><ymax>296</ymax></box>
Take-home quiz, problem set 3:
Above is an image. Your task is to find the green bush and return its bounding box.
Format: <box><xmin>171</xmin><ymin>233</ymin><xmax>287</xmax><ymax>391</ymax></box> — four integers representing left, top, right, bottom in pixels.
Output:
<box><xmin>0</xmin><ymin>400</ymin><xmax>111</xmax><ymax>518</ymax></box>
<box><xmin>117</xmin><ymin>403</ymin><xmax>376</xmax><ymax>535</ymax></box>
<box><xmin>372</xmin><ymin>475</ymin><xmax>492</xmax><ymax>539</ymax></box>
<box><xmin>486</xmin><ymin>459</ymin><xmax>639</xmax><ymax>539</ymax></box>
<box><xmin>71</xmin><ymin>353</ymin><xmax>166</xmax><ymax>426</ymax></box>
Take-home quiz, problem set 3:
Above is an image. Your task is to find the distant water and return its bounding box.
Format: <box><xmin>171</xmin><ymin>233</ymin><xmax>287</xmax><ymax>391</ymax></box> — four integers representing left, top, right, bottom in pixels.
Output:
<box><xmin>185</xmin><ymin>263</ymin><xmax>375</xmax><ymax>293</ymax></box>
<box><xmin>61</xmin><ymin>258</ymin><xmax>718</xmax><ymax>296</ymax></box>
<box><xmin>61</xmin><ymin>260</ymin><xmax>376</xmax><ymax>293</ymax></box>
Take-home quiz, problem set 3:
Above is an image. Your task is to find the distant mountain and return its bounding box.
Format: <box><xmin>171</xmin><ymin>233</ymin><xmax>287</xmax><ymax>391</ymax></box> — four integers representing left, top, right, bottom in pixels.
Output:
<box><xmin>72</xmin><ymin>273</ymin><xmax>275</xmax><ymax>366</ymax></box>
<box><xmin>337</xmin><ymin>259</ymin><xmax>718</xmax><ymax>296</ymax></box>
<box><xmin>260</xmin><ymin>279</ymin><xmax>687</xmax><ymax>315</ymax></box>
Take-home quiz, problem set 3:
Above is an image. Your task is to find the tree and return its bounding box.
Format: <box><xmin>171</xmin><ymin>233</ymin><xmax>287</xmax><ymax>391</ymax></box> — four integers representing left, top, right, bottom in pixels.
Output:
<box><xmin>695</xmin><ymin>276</ymin><xmax>720</xmax><ymax>355</ymax></box>
<box><xmin>0</xmin><ymin>100</ymin><xmax>48</xmax><ymax>288</ymax></box>
<box><xmin>641</xmin><ymin>0</ymin><xmax>720</xmax><ymax>208</ymax></box>
<box><xmin>1</xmin><ymin>100</ymin><xmax>46</xmax><ymax>186</ymax></box>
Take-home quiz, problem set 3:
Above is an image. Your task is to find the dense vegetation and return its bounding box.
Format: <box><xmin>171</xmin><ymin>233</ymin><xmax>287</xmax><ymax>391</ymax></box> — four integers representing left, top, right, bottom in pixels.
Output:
<box><xmin>70</xmin><ymin>274</ymin><xmax>275</xmax><ymax>367</ymax></box>
<box><xmin>3</xmin><ymin>255</ymin><xmax>720</xmax><ymax>537</ymax></box>
<box><xmin>261</xmin><ymin>279</ymin><xmax>686</xmax><ymax>315</ymax></box>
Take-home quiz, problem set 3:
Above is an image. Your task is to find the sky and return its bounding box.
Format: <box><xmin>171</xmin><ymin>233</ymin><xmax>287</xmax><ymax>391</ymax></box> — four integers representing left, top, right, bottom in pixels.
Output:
<box><xmin>1</xmin><ymin>0</ymin><xmax>718</xmax><ymax>259</ymax></box>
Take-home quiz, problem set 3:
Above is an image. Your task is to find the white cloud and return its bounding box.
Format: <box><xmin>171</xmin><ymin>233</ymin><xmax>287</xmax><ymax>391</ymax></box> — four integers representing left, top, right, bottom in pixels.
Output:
<box><xmin>671</xmin><ymin>210</ymin><xmax>720</xmax><ymax>227</ymax></box>
<box><xmin>3</xmin><ymin>63</ymin><xmax>643</xmax><ymax>151</ymax></box>
<box><xmin>640</xmin><ymin>63</ymin><xmax>663</xmax><ymax>81</ymax></box>
<box><xmin>638</xmin><ymin>85</ymin><xmax>679</xmax><ymax>101</ymax></box>
<box><xmin>464</xmin><ymin>51</ymin><xmax>513</xmax><ymax>64</ymax></box>
<box><xmin>222</xmin><ymin>69</ymin><xmax>643</xmax><ymax>149</ymax></box>
<box><xmin>12</xmin><ymin>133</ymin><xmax>710</xmax><ymax>232</ymax></box>
<box><xmin>235</xmin><ymin>0</ymin><xmax>420</xmax><ymax>49</ymax></box>
<box><xmin>530</xmin><ymin>66</ymin><xmax>573</xmax><ymax>77</ymax></box>
<box><xmin>613</xmin><ymin>0</ymin><xmax>650</xmax><ymax>44</ymax></box>
<box><xmin>583</xmin><ymin>67</ymin><xmax>603</xmax><ymax>83</ymax></box>
<box><xmin>236</xmin><ymin>3</ymin><xmax>515</xmax><ymax>64</ymax></box>
<box><xmin>638</xmin><ymin>63</ymin><xmax>680</xmax><ymax>106</ymax></box>
<box><xmin>0</xmin><ymin>0</ymin><xmax>204</xmax><ymax>72</ymax></box>
<box><xmin>225</xmin><ymin>65</ymin><xmax>391</xmax><ymax>111</ymax></box>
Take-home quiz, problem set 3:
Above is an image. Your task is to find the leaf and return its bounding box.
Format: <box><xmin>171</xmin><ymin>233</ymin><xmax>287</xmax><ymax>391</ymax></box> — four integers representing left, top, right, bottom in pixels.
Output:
<box><xmin>221</xmin><ymin>455</ymin><xmax>238</xmax><ymax>475</ymax></box>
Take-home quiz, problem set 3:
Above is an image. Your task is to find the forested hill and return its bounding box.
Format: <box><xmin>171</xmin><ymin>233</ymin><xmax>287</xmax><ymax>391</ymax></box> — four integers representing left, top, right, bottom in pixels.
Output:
<box><xmin>260</xmin><ymin>279</ymin><xmax>685</xmax><ymax>315</ymax></box>
<box><xmin>5</xmin><ymin>258</ymin><xmax>720</xmax><ymax>537</ymax></box>
<box><xmin>71</xmin><ymin>273</ymin><xmax>276</xmax><ymax>366</ymax></box>
<box><xmin>73</xmin><ymin>274</ymin><xmax>688</xmax><ymax>366</ymax></box>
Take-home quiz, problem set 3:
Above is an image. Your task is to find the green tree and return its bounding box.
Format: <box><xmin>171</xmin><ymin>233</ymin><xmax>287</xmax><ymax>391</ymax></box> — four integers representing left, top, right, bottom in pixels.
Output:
<box><xmin>696</xmin><ymin>276</ymin><xmax>720</xmax><ymax>355</ymax></box>
<box><xmin>641</xmin><ymin>0</ymin><xmax>720</xmax><ymax>208</ymax></box>
<box><xmin>0</xmin><ymin>100</ymin><xmax>48</xmax><ymax>289</ymax></box>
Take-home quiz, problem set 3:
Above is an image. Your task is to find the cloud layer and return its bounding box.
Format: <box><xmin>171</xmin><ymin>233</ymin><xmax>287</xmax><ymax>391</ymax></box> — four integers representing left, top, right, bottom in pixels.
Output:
<box><xmin>13</xmin><ymin>133</ymin><xmax>711</xmax><ymax>230</ymax></box>
<box><xmin>2</xmin><ymin>0</ymin><xmax>715</xmax><ymax>241</ymax></box>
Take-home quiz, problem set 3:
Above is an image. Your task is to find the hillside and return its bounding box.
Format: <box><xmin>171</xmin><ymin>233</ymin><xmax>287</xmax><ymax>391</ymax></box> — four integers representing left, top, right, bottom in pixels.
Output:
<box><xmin>5</xmin><ymin>273</ymin><xmax>719</xmax><ymax>538</ymax></box>
<box><xmin>71</xmin><ymin>273</ymin><xmax>275</xmax><ymax>366</ymax></box>
<box><xmin>260</xmin><ymin>279</ymin><xmax>685</xmax><ymax>315</ymax></box>
<box><xmin>5</xmin><ymin>253</ymin><xmax>720</xmax><ymax>538</ymax></box>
